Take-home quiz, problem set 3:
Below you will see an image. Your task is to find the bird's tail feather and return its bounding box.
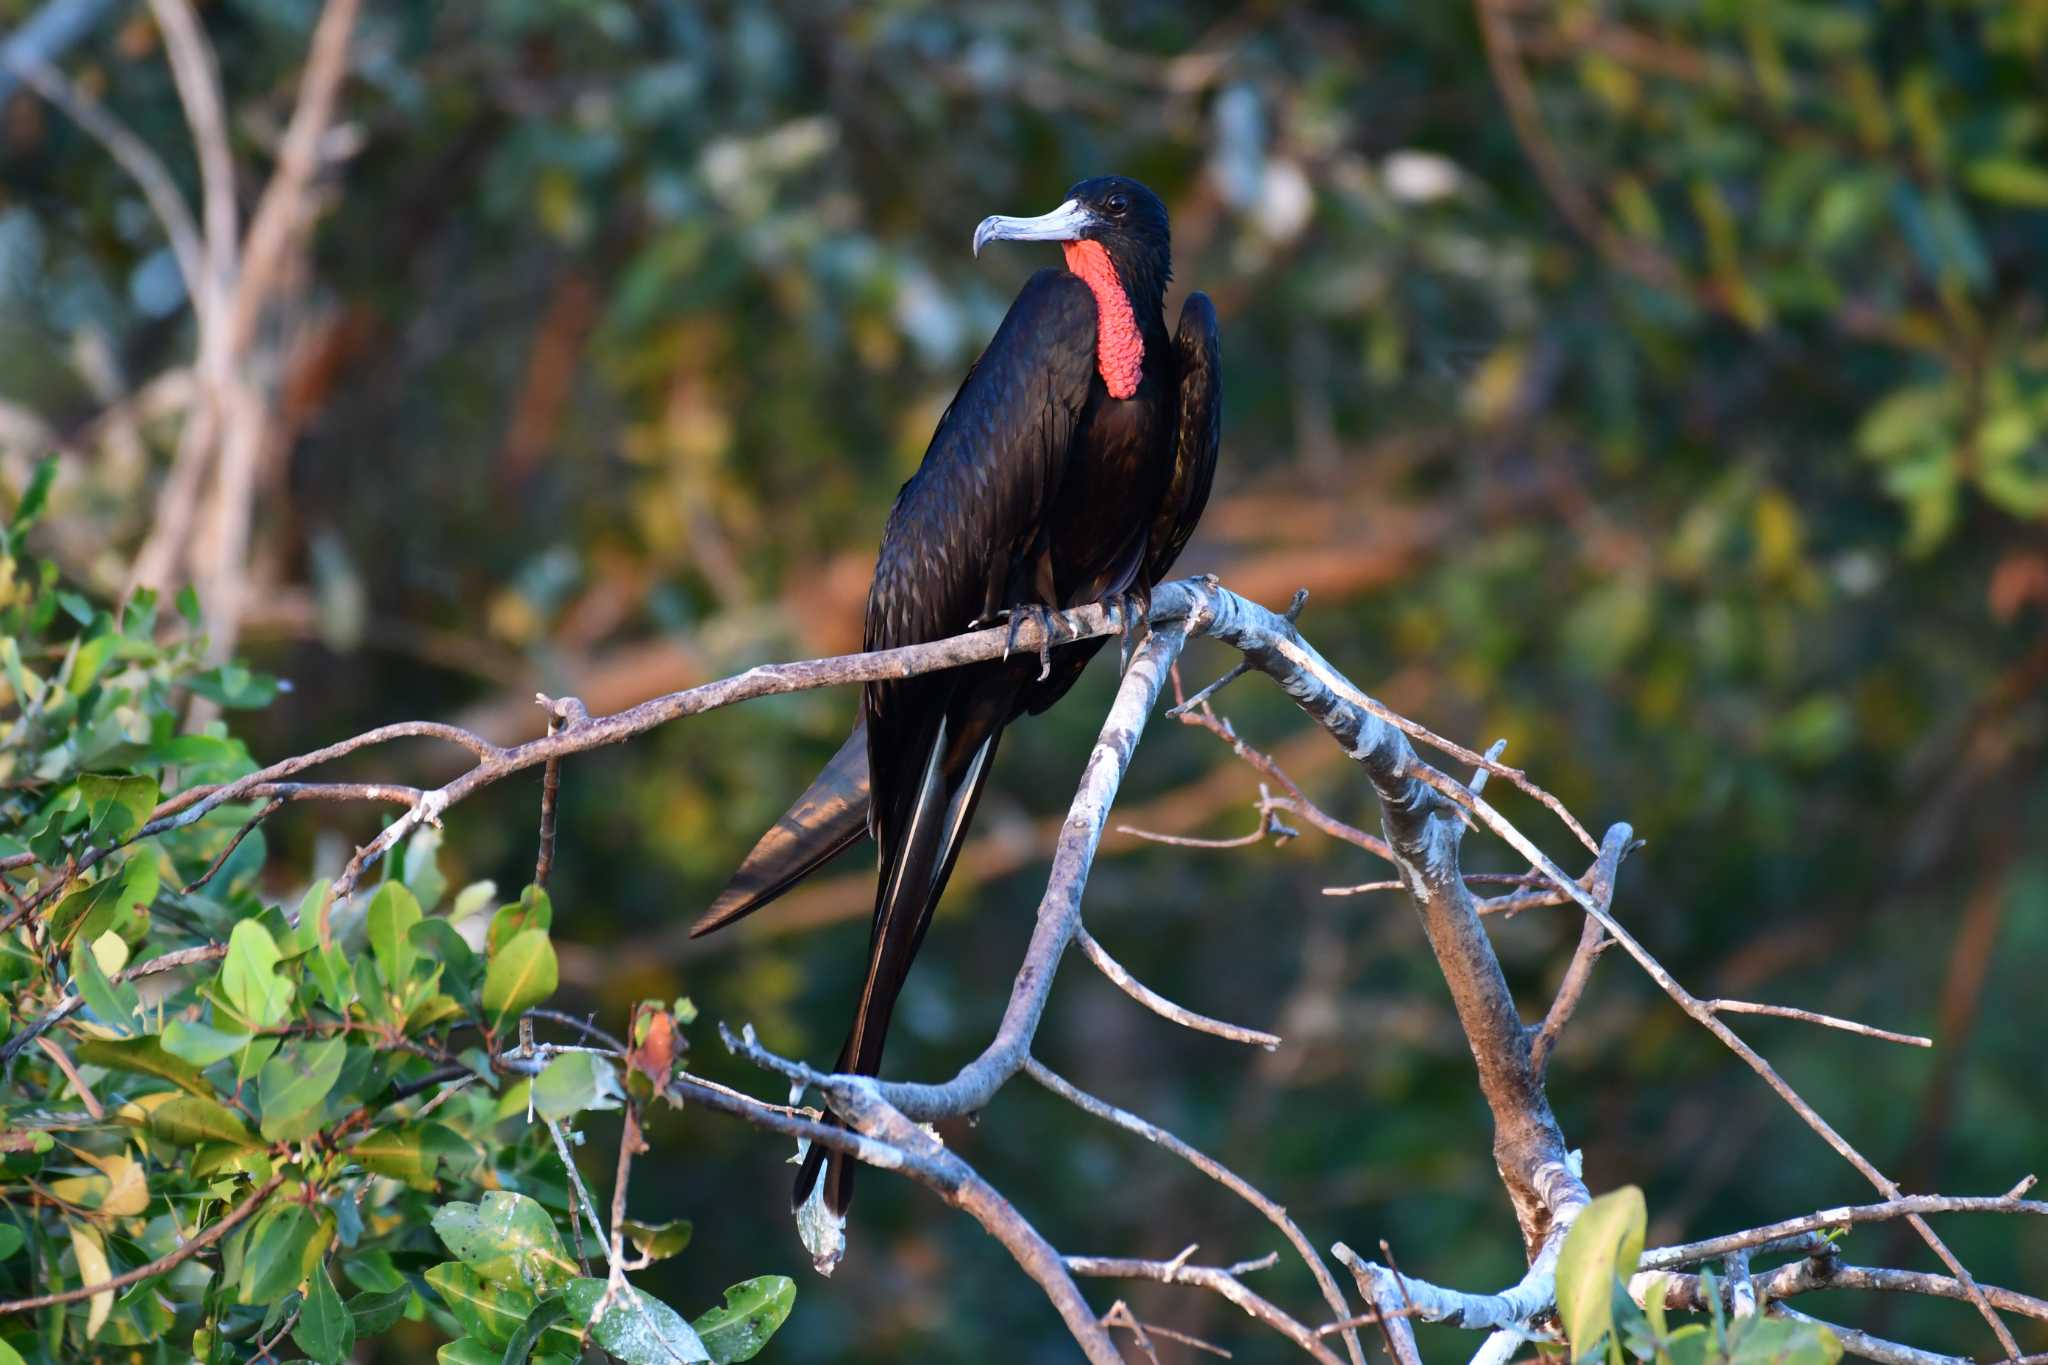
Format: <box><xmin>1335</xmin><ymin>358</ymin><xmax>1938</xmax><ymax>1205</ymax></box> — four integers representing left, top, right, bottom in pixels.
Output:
<box><xmin>794</xmin><ymin>716</ymin><xmax>1001</xmax><ymax>1218</ymax></box>
<box><xmin>690</xmin><ymin>721</ymin><xmax>872</xmax><ymax>938</ymax></box>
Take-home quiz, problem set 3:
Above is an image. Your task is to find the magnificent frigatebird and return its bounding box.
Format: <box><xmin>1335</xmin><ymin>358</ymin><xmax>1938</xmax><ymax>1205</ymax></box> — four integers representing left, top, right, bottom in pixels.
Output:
<box><xmin>690</xmin><ymin>176</ymin><xmax>1220</xmax><ymax>1240</ymax></box>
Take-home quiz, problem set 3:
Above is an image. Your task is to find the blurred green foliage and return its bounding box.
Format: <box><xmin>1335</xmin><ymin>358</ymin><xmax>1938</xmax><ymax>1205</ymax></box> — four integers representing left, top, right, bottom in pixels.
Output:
<box><xmin>1</xmin><ymin>0</ymin><xmax>2044</xmax><ymax>1360</ymax></box>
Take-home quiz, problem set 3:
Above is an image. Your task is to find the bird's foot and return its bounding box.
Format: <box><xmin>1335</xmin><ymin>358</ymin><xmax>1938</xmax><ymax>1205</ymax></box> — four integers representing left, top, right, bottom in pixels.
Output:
<box><xmin>1100</xmin><ymin>586</ymin><xmax>1153</xmax><ymax>674</ymax></box>
<box><xmin>1001</xmin><ymin>603</ymin><xmax>1065</xmax><ymax>682</ymax></box>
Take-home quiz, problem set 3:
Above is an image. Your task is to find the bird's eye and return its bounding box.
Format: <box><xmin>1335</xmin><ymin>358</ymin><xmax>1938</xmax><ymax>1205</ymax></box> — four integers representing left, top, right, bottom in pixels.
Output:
<box><xmin>1104</xmin><ymin>193</ymin><xmax>1129</xmax><ymax>217</ymax></box>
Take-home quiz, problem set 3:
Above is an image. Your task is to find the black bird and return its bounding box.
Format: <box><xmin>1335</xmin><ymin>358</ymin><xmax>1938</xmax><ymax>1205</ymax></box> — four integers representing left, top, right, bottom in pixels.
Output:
<box><xmin>691</xmin><ymin>177</ymin><xmax>1220</xmax><ymax>1240</ymax></box>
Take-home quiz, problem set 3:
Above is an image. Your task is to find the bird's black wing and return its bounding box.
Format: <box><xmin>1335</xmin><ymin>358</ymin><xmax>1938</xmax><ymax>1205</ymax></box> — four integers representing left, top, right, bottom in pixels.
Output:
<box><xmin>1144</xmin><ymin>290</ymin><xmax>1221</xmax><ymax>585</ymax></box>
<box><xmin>799</xmin><ymin>269</ymin><xmax>1099</xmax><ymax>1215</ymax></box>
<box><xmin>688</xmin><ymin>720</ymin><xmax>870</xmax><ymax>938</ymax></box>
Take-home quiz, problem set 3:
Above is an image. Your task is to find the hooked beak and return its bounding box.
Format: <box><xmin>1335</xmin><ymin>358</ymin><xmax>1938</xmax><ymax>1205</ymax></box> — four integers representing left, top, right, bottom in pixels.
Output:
<box><xmin>973</xmin><ymin>199</ymin><xmax>1097</xmax><ymax>257</ymax></box>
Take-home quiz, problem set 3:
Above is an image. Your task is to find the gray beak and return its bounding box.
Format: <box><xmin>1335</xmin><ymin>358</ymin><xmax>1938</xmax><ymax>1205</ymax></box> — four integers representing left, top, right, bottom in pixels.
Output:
<box><xmin>973</xmin><ymin>199</ymin><xmax>1097</xmax><ymax>257</ymax></box>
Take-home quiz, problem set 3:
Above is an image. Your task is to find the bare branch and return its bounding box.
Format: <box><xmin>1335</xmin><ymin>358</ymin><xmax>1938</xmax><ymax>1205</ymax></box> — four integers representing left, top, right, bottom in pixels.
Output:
<box><xmin>1705</xmin><ymin>998</ymin><xmax>1933</xmax><ymax>1049</ymax></box>
<box><xmin>1066</xmin><ymin>1253</ymin><xmax>1344</xmax><ymax>1365</ymax></box>
<box><xmin>1637</xmin><ymin>1193</ymin><xmax>2048</xmax><ymax>1271</ymax></box>
<box><xmin>1074</xmin><ymin>925</ymin><xmax>1282</xmax><ymax>1050</ymax></box>
<box><xmin>1026</xmin><ymin>1058</ymin><xmax>1364</xmax><ymax>1365</ymax></box>
<box><xmin>177</xmin><ymin>796</ymin><xmax>284</xmax><ymax>895</ymax></box>
<box><xmin>1633</xmin><ymin>1256</ymin><xmax>2048</xmax><ymax>1323</ymax></box>
<box><xmin>1766</xmin><ymin>1303</ymin><xmax>1971</xmax><ymax>1365</ymax></box>
<box><xmin>1530</xmin><ymin>826</ymin><xmax>1634</xmax><ymax>1076</ymax></box>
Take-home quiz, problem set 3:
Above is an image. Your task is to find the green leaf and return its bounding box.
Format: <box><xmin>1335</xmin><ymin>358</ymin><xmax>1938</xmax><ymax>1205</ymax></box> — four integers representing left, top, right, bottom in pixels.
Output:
<box><xmin>221</xmin><ymin>920</ymin><xmax>294</xmax><ymax>1029</ymax></box>
<box><xmin>10</xmin><ymin>454</ymin><xmax>56</xmax><ymax>533</ymax></box>
<box><xmin>74</xmin><ymin>1035</ymin><xmax>211</xmax><ymax>1096</ymax></box>
<box><xmin>622</xmin><ymin>1218</ymin><xmax>692</xmax><ymax>1263</ymax></box>
<box><xmin>294</xmin><ymin>1263</ymin><xmax>355</xmax><ymax>1364</ymax></box>
<box><xmin>403</xmin><ymin>825</ymin><xmax>450</xmax><ymax>913</ymax></box>
<box><xmin>1965</xmin><ymin>157</ymin><xmax>2048</xmax><ymax>208</ymax></box>
<box><xmin>564</xmin><ymin>1277</ymin><xmax>710</xmax><ymax>1364</ymax></box>
<box><xmin>481</xmin><ymin>929</ymin><xmax>558</xmax><ymax>1031</ymax></box>
<box><xmin>439</xmin><ymin>1340</ymin><xmax>501</xmax><ymax>1365</ymax></box>
<box><xmin>346</xmin><ymin>1282</ymin><xmax>413</xmax><ymax>1337</ymax></box>
<box><xmin>1664</xmin><ymin>1324</ymin><xmax>1711</xmax><ymax>1365</ymax></box>
<box><xmin>161</xmin><ymin>1016</ymin><xmax>252</xmax><ymax>1067</ymax></box>
<box><xmin>259</xmin><ymin>1038</ymin><xmax>348</xmax><ymax>1140</ymax></box>
<box><xmin>1727</xmin><ymin>1316</ymin><xmax>1841</xmax><ymax>1365</ymax></box>
<box><xmin>354</xmin><ymin>1121</ymin><xmax>459</xmax><ymax>1189</ymax></box>
<box><xmin>501</xmin><ymin>1294</ymin><xmax>569</xmax><ymax>1365</ymax></box>
<box><xmin>486</xmin><ymin>886</ymin><xmax>552</xmax><ymax>956</ymax></box>
<box><xmin>48</xmin><ymin>857</ymin><xmax>158</xmax><ymax>950</ymax></box>
<box><xmin>77</xmin><ymin>772</ymin><xmax>159</xmax><ymax>842</ymax></box>
<box><xmin>68</xmin><ymin>941</ymin><xmax>138</xmax><ymax>1036</ymax></box>
<box><xmin>149</xmin><ymin>1095</ymin><xmax>259</xmax><ymax>1147</ymax></box>
<box><xmin>450</xmin><ymin>880</ymin><xmax>498</xmax><ymax>923</ymax></box>
<box><xmin>531</xmin><ymin>1051</ymin><xmax>623</xmax><ymax>1122</ymax></box>
<box><xmin>0</xmin><ymin>1336</ymin><xmax>22</xmax><ymax>1365</ymax></box>
<box><xmin>1556</xmin><ymin>1186</ymin><xmax>1646</xmax><ymax>1363</ymax></box>
<box><xmin>432</xmin><ymin>1191</ymin><xmax>575</xmax><ymax>1292</ymax></box>
<box><xmin>306</xmin><ymin>942</ymin><xmax>353</xmax><ymax>1013</ymax></box>
<box><xmin>239</xmin><ymin>1205</ymin><xmax>334</xmax><ymax>1304</ymax></box>
<box><xmin>187</xmin><ymin>662</ymin><xmax>282</xmax><ymax>710</ymax></box>
<box><xmin>426</xmin><ymin>1261</ymin><xmax>534</xmax><ymax>1348</ymax></box>
<box><xmin>691</xmin><ymin>1276</ymin><xmax>796</xmax><ymax>1363</ymax></box>
<box><xmin>368</xmin><ymin>881</ymin><xmax>423</xmax><ymax>987</ymax></box>
<box><xmin>0</xmin><ymin>1224</ymin><xmax>24</xmax><ymax>1260</ymax></box>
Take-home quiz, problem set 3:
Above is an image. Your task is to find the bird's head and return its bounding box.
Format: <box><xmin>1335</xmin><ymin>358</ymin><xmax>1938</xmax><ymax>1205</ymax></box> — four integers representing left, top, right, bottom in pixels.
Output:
<box><xmin>973</xmin><ymin>176</ymin><xmax>1172</xmax><ymax>305</ymax></box>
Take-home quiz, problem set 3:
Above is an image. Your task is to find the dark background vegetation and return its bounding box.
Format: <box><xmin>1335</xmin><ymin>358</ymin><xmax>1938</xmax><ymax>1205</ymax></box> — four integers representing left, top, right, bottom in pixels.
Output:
<box><xmin>2</xmin><ymin>0</ymin><xmax>2044</xmax><ymax>1358</ymax></box>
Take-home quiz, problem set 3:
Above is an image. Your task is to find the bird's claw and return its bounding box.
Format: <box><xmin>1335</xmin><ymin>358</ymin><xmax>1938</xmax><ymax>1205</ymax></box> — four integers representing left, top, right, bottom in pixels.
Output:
<box><xmin>1000</xmin><ymin>604</ymin><xmax>1063</xmax><ymax>681</ymax></box>
<box><xmin>1101</xmin><ymin>588</ymin><xmax>1153</xmax><ymax>674</ymax></box>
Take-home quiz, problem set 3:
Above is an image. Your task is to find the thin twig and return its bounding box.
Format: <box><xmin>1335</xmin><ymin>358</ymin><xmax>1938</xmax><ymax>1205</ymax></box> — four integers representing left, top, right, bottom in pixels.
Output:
<box><xmin>178</xmin><ymin>797</ymin><xmax>284</xmax><ymax>894</ymax></box>
<box><xmin>1026</xmin><ymin>1059</ymin><xmax>1364</xmax><ymax>1365</ymax></box>
<box><xmin>1065</xmin><ymin>1253</ymin><xmax>1343</xmax><ymax>1365</ymax></box>
<box><xmin>1706</xmin><ymin>999</ymin><xmax>1933</xmax><ymax>1049</ymax></box>
<box><xmin>1074</xmin><ymin>925</ymin><xmax>1282</xmax><ymax>1050</ymax></box>
<box><xmin>1637</xmin><ymin>1193</ymin><xmax>2048</xmax><ymax>1271</ymax></box>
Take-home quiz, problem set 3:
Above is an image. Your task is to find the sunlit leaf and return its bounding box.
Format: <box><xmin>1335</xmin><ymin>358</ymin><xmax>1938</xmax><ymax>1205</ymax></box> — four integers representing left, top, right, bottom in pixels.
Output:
<box><xmin>691</xmin><ymin>1276</ymin><xmax>796</xmax><ymax>1363</ymax></box>
<box><xmin>432</xmin><ymin>1191</ymin><xmax>576</xmax><ymax>1293</ymax></box>
<box><xmin>482</xmin><ymin>928</ymin><xmax>558</xmax><ymax>1031</ymax></box>
<box><xmin>1556</xmin><ymin>1186</ymin><xmax>1645</xmax><ymax>1363</ymax></box>
<box><xmin>565</xmin><ymin>1277</ymin><xmax>711</xmax><ymax>1364</ymax></box>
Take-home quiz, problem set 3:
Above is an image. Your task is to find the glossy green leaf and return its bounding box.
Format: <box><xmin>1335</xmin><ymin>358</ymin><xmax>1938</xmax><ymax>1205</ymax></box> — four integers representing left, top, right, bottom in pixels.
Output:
<box><xmin>622</xmin><ymin>1218</ymin><xmax>692</xmax><ymax>1263</ymax></box>
<box><xmin>239</xmin><ymin>1205</ymin><xmax>334</xmax><ymax>1305</ymax></box>
<box><xmin>161</xmin><ymin>1016</ymin><xmax>253</xmax><ymax>1068</ymax></box>
<box><xmin>69</xmin><ymin>940</ymin><xmax>137</xmax><ymax>1035</ymax></box>
<box><xmin>259</xmin><ymin>1037</ymin><xmax>348</xmax><ymax>1140</ymax></box>
<box><xmin>565</xmin><ymin>1277</ymin><xmax>710</xmax><ymax>1364</ymax></box>
<box><xmin>486</xmin><ymin>886</ymin><xmax>552</xmax><ymax>956</ymax></box>
<box><xmin>74</xmin><ymin>1035</ymin><xmax>211</xmax><ymax>1097</ymax></box>
<box><xmin>481</xmin><ymin>928</ymin><xmax>557</xmax><ymax>1031</ymax></box>
<box><xmin>148</xmin><ymin>1095</ymin><xmax>258</xmax><ymax>1148</ymax></box>
<box><xmin>294</xmin><ymin>1262</ymin><xmax>356</xmax><ymax>1364</ymax></box>
<box><xmin>368</xmin><ymin>881</ymin><xmax>423</xmax><ymax>987</ymax></box>
<box><xmin>530</xmin><ymin>1050</ymin><xmax>622</xmax><ymax>1121</ymax></box>
<box><xmin>1556</xmin><ymin>1186</ymin><xmax>1645</xmax><ymax>1363</ymax></box>
<box><xmin>432</xmin><ymin>1191</ymin><xmax>575</xmax><ymax>1292</ymax></box>
<box><xmin>347</xmin><ymin>1282</ymin><xmax>414</xmax><ymax>1337</ymax></box>
<box><xmin>426</xmin><ymin>1261</ymin><xmax>535</xmax><ymax>1348</ymax></box>
<box><xmin>691</xmin><ymin>1276</ymin><xmax>796</xmax><ymax>1363</ymax></box>
<box><xmin>501</xmin><ymin>1293</ymin><xmax>569</xmax><ymax>1365</ymax></box>
<box><xmin>78</xmin><ymin>772</ymin><xmax>159</xmax><ymax>842</ymax></box>
<box><xmin>221</xmin><ymin>920</ymin><xmax>293</xmax><ymax>1029</ymax></box>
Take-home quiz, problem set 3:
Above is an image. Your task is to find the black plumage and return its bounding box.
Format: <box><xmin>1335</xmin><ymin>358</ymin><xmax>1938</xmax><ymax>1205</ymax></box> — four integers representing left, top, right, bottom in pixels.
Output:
<box><xmin>691</xmin><ymin>177</ymin><xmax>1221</xmax><ymax>1225</ymax></box>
